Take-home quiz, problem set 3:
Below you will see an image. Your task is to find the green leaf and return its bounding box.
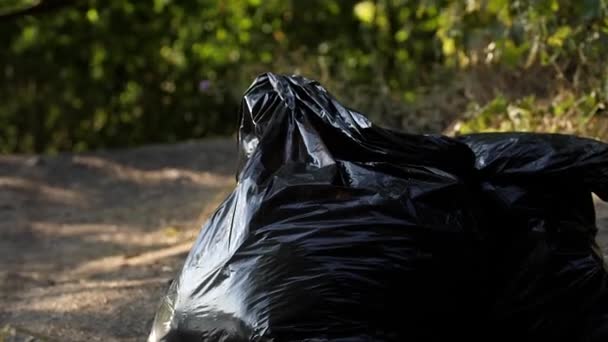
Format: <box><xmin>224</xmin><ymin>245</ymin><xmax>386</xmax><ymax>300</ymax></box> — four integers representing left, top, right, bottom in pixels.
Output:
<box><xmin>395</xmin><ymin>29</ymin><xmax>410</xmax><ymax>42</ymax></box>
<box><xmin>86</xmin><ymin>9</ymin><xmax>99</xmax><ymax>23</ymax></box>
<box><xmin>353</xmin><ymin>1</ymin><xmax>375</xmax><ymax>24</ymax></box>
<box><xmin>487</xmin><ymin>0</ymin><xmax>508</xmax><ymax>14</ymax></box>
<box><xmin>442</xmin><ymin>37</ymin><xmax>456</xmax><ymax>56</ymax></box>
<box><xmin>547</xmin><ymin>25</ymin><xmax>572</xmax><ymax>47</ymax></box>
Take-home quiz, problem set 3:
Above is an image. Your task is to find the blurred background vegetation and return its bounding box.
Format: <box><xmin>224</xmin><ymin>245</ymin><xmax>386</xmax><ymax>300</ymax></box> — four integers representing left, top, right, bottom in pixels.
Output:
<box><xmin>1</xmin><ymin>0</ymin><xmax>607</xmax><ymax>153</ymax></box>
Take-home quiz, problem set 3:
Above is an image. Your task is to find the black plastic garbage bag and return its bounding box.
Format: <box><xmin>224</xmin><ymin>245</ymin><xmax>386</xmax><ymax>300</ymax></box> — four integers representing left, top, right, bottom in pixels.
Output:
<box><xmin>147</xmin><ymin>73</ymin><xmax>487</xmax><ymax>341</ymax></box>
<box><xmin>148</xmin><ymin>73</ymin><xmax>608</xmax><ymax>341</ymax></box>
<box><xmin>458</xmin><ymin>133</ymin><xmax>608</xmax><ymax>341</ymax></box>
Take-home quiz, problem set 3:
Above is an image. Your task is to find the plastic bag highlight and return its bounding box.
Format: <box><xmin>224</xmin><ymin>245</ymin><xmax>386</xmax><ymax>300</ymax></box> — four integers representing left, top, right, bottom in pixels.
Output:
<box><xmin>148</xmin><ymin>73</ymin><xmax>608</xmax><ymax>341</ymax></box>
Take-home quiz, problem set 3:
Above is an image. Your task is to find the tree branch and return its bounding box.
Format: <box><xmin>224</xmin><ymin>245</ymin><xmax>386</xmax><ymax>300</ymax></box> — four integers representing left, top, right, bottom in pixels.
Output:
<box><xmin>0</xmin><ymin>0</ymin><xmax>81</xmax><ymax>20</ymax></box>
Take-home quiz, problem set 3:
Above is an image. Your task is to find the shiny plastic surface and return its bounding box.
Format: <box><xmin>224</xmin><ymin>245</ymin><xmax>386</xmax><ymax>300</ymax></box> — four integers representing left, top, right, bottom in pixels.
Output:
<box><xmin>148</xmin><ymin>73</ymin><xmax>608</xmax><ymax>341</ymax></box>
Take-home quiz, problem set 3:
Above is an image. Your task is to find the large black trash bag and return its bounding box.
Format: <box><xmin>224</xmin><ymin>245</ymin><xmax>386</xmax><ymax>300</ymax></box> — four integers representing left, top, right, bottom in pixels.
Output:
<box><xmin>147</xmin><ymin>73</ymin><xmax>487</xmax><ymax>341</ymax></box>
<box><xmin>458</xmin><ymin>133</ymin><xmax>608</xmax><ymax>341</ymax></box>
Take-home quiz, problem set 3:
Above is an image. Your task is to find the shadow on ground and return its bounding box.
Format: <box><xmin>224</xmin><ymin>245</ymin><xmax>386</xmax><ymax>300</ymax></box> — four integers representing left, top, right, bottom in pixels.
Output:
<box><xmin>0</xmin><ymin>138</ymin><xmax>237</xmax><ymax>342</ymax></box>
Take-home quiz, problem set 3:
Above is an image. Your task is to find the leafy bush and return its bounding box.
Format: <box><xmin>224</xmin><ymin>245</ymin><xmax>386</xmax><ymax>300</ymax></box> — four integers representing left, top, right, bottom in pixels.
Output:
<box><xmin>0</xmin><ymin>0</ymin><xmax>606</xmax><ymax>153</ymax></box>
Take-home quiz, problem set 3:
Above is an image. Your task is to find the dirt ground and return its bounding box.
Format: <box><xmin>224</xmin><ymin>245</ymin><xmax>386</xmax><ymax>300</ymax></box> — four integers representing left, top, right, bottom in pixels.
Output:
<box><xmin>1</xmin><ymin>137</ymin><xmax>608</xmax><ymax>342</ymax></box>
<box><xmin>0</xmin><ymin>138</ymin><xmax>237</xmax><ymax>342</ymax></box>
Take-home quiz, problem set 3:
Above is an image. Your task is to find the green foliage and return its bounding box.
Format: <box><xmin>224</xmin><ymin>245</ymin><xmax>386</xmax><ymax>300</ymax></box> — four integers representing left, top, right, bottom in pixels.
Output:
<box><xmin>0</xmin><ymin>0</ymin><xmax>607</xmax><ymax>153</ymax></box>
<box><xmin>453</xmin><ymin>91</ymin><xmax>608</xmax><ymax>138</ymax></box>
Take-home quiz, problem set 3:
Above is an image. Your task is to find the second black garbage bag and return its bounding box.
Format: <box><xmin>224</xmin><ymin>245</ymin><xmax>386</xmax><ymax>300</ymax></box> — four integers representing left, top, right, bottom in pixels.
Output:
<box><xmin>459</xmin><ymin>133</ymin><xmax>608</xmax><ymax>341</ymax></box>
<box><xmin>147</xmin><ymin>73</ymin><xmax>487</xmax><ymax>341</ymax></box>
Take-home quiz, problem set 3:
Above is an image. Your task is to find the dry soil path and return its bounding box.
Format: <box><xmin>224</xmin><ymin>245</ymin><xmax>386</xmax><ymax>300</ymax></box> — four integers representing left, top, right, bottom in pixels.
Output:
<box><xmin>1</xmin><ymin>138</ymin><xmax>237</xmax><ymax>341</ymax></box>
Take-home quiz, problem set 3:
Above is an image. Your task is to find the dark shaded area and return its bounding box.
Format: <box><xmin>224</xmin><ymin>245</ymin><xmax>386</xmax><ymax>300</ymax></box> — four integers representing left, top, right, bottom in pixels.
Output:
<box><xmin>460</xmin><ymin>132</ymin><xmax>608</xmax><ymax>341</ymax></box>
